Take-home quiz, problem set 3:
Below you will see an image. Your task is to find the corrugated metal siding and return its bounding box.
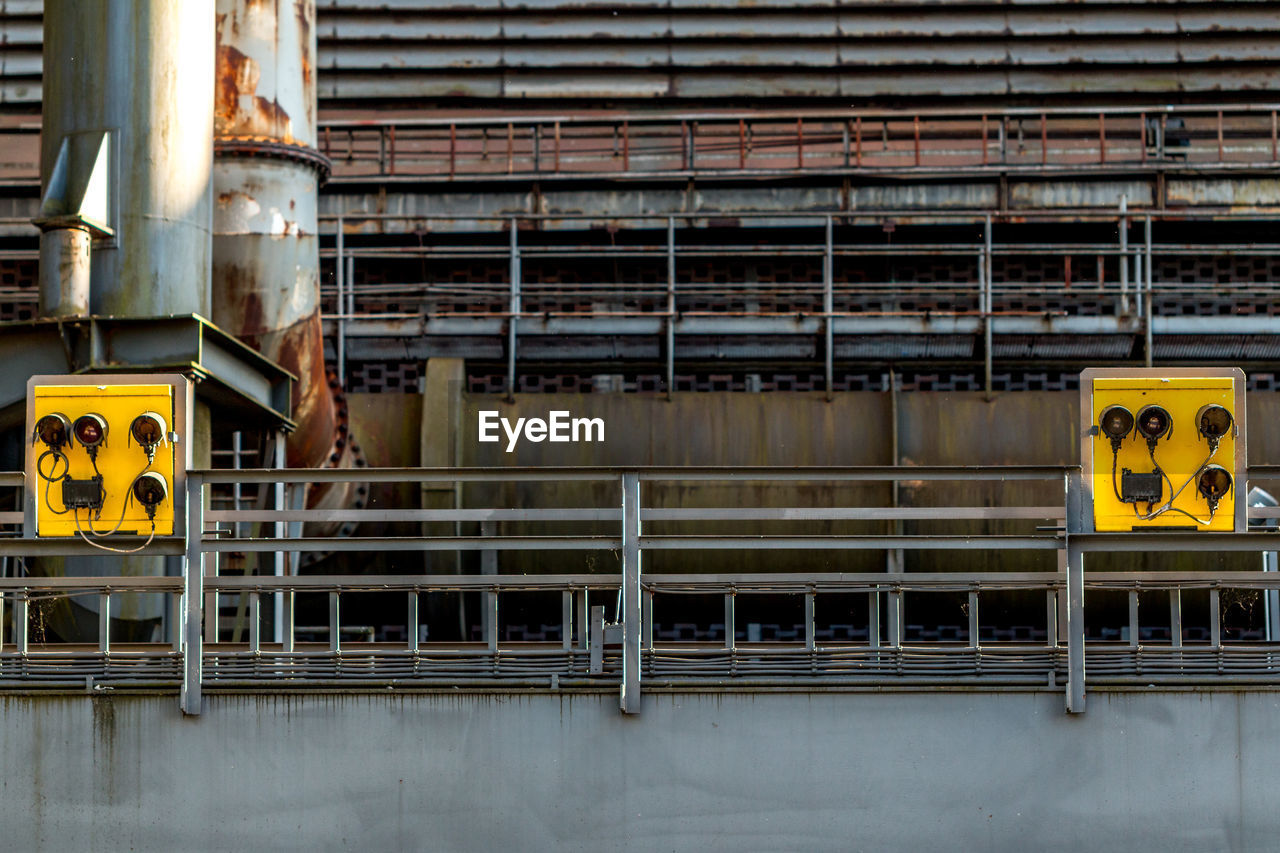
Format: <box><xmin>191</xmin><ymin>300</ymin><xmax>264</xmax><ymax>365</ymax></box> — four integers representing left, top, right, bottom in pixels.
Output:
<box><xmin>3</xmin><ymin>1</ymin><xmax>1280</xmax><ymax>105</ymax></box>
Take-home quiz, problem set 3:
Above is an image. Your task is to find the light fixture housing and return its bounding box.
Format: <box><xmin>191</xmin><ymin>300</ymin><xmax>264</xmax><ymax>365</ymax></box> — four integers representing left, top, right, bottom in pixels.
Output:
<box><xmin>1195</xmin><ymin>404</ymin><xmax>1233</xmax><ymax>443</ymax></box>
<box><xmin>1135</xmin><ymin>405</ymin><xmax>1172</xmax><ymax>443</ymax></box>
<box><xmin>1197</xmin><ymin>465</ymin><xmax>1233</xmax><ymax>503</ymax></box>
<box><xmin>1099</xmin><ymin>405</ymin><xmax>1134</xmax><ymax>448</ymax></box>
<box><xmin>72</xmin><ymin>413</ymin><xmax>108</xmax><ymax>449</ymax></box>
<box><xmin>33</xmin><ymin>412</ymin><xmax>72</xmax><ymax>449</ymax></box>
<box><xmin>131</xmin><ymin>472</ymin><xmax>168</xmax><ymax>514</ymax></box>
<box><xmin>129</xmin><ymin>411</ymin><xmax>167</xmax><ymax>451</ymax></box>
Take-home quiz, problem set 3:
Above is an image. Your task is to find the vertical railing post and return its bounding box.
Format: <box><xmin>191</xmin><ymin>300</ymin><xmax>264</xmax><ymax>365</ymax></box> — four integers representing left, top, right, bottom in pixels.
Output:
<box><xmin>562</xmin><ymin>590</ymin><xmax>575</xmax><ymax>651</ymax></box>
<box><xmin>329</xmin><ymin>591</ymin><xmax>341</xmax><ymax>653</ymax></box>
<box><xmin>887</xmin><ymin>586</ymin><xmax>902</xmax><ymax>651</ymax></box>
<box><xmin>643</xmin><ymin>588</ymin><xmax>654</xmax><ymax>652</ymax></box>
<box><xmin>805</xmin><ymin>590</ymin><xmax>816</xmax><ymax>652</ymax></box>
<box><xmin>1210</xmin><ymin>588</ymin><xmax>1222</xmax><ymax>649</ymax></box>
<box><xmin>823</xmin><ymin>215</ymin><xmax>834</xmax><ymax>401</ymax></box>
<box><xmin>335</xmin><ymin>214</ymin><xmax>345</xmax><ymax>390</ymax></box>
<box><xmin>724</xmin><ymin>592</ymin><xmax>736</xmax><ymax>652</ymax></box>
<box><xmin>507</xmin><ymin>220</ymin><xmax>521</xmax><ymax>401</ymax></box>
<box><xmin>99</xmin><ymin>591</ymin><xmax>111</xmax><ymax>655</ymax></box>
<box><xmin>1144</xmin><ymin>215</ymin><xmax>1154</xmax><ymax>367</ymax></box>
<box><xmin>249</xmin><ymin>591</ymin><xmax>261</xmax><ymax>654</ymax></box>
<box><xmin>1119</xmin><ymin>195</ymin><xmax>1130</xmax><ymax>315</ymax></box>
<box><xmin>868</xmin><ymin>589</ymin><xmax>881</xmax><ymax>650</ymax></box>
<box><xmin>181</xmin><ymin>472</ymin><xmax>204</xmax><ymax>715</ymax></box>
<box><xmin>1066</xmin><ymin>470</ymin><xmax>1086</xmax><ymax>714</ymax></box>
<box><xmin>1169</xmin><ymin>589</ymin><xmax>1182</xmax><ymax>648</ymax></box>
<box><xmin>273</xmin><ymin>433</ymin><xmax>287</xmax><ymax>642</ymax></box>
<box><xmin>14</xmin><ymin>590</ymin><xmax>27</xmax><ymax>656</ymax></box>
<box><xmin>620</xmin><ymin>471</ymin><xmax>642</xmax><ymax>714</ymax></box>
<box><xmin>171</xmin><ymin>588</ymin><xmax>183</xmax><ymax>653</ymax></box>
<box><xmin>968</xmin><ymin>589</ymin><xmax>980</xmax><ymax>648</ymax></box>
<box><xmin>983</xmin><ymin>215</ymin><xmax>993</xmax><ymax>397</ymax></box>
<box><xmin>407</xmin><ymin>589</ymin><xmax>419</xmax><ymax>652</ymax></box>
<box><xmin>1127</xmin><ymin>591</ymin><xmax>1139</xmax><ymax>648</ymax></box>
<box><xmin>281</xmin><ymin>588</ymin><xmax>294</xmax><ymax>653</ymax></box>
<box><xmin>666</xmin><ymin>216</ymin><xmax>677</xmax><ymax>400</ymax></box>
<box><xmin>485</xmin><ymin>590</ymin><xmax>499</xmax><ymax>653</ymax></box>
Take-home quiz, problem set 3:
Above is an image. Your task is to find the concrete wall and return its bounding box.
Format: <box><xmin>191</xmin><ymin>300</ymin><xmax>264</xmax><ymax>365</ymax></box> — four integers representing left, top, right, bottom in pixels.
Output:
<box><xmin>3</xmin><ymin>688</ymin><xmax>1280</xmax><ymax>851</ymax></box>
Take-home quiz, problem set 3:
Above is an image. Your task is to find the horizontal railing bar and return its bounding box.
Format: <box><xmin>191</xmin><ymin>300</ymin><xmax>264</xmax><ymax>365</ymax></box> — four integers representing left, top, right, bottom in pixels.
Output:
<box><xmin>643</xmin><ymin>506</ymin><xmax>1065</xmax><ymax>521</ymax></box>
<box><xmin>639</xmin><ymin>535</ymin><xmax>1059</xmax><ymax>550</ymax></box>
<box><xmin>636</xmin><ymin>467</ymin><xmax>1067</xmax><ymax>482</ymax></box>
<box><xmin>203</xmin><ymin>506</ymin><xmax>1065</xmax><ymax>523</ymax></box>
<box><xmin>0</xmin><ymin>577</ymin><xmax>182</xmax><ymax>591</ymax></box>
<box><xmin>194</xmin><ymin>467</ymin><xmax>621</xmax><ymax>484</ymax></box>
<box><xmin>206</xmin><ymin>508</ymin><xmax>622</xmax><ymax>522</ymax></box>
<box><xmin>190</xmin><ymin>465</ymin><xmax>1069</xmax><ymax>485</ymax></box>
<box><xmin>207</xmin><ymin>574</ymin><xmax>620</xmax><ymax>591</ymax></box>
<box><xmin>1073</xmin><ymin>532</ymin><xmax>1280</xmax><ymax>552</ymax></box>
<box><xmin>0</xmin><ymin>539</ymin><xmax>186</xmax><ymax>557</ymax></box>
<box><xmin>316</xmin><ymin>104</ymin><xmax>1280</xmax><ymax>129</ymax></box>
<box><xmin>200</xmin><ymin>536</ymin><xmax>622</xmax><ymax>553</ymax></box>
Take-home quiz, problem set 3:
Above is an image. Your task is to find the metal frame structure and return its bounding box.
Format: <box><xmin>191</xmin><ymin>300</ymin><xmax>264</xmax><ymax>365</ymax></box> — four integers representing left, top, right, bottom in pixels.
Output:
<box><xmin>0</xmin><ymin>465</ymin><xmax>1276</xmax><ymax>717</ymax></box>
<box><xmin>311</xmin><ymin>209</ymin><xmax>1280</xmax><ymax>394</ymax></box>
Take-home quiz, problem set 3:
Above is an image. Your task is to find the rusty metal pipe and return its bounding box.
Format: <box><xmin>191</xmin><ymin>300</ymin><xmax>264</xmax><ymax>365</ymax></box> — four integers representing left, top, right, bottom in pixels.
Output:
<box><xmin>213</xmin><ymin>0</ymin><xmax>361</xmax><ymax>546</ymax></box>
<box><xmin>37</xmin><ymin>225</ymin><xmax>90</xmax><ymax>317</ymax></box>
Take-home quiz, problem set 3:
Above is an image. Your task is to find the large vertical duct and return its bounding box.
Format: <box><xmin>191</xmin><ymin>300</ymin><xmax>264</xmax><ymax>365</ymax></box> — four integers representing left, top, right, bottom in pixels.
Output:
<box><xmin>213</xmin><ymin>0</ymin><xmax>361</xmax><ymax>534</ymax></box>
<box><xmin>37</xmin><ymin>0</ymin><xmax>214</xmax><ymax>630</ymax></box>
<box><xmin>41</xmin><ymin>0</ymin><xmax>213</xmax><ymax>318</ymax></box>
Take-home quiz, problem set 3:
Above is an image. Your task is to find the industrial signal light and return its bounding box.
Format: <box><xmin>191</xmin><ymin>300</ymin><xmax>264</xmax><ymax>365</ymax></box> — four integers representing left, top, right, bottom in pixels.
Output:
<box><xmin>1196</xmin><ymin>404</ymin><xmax>1233</xmax><ymax>444</ymax></box>
<box><xmin>72</xmin><ymin>413</ymin><xmax>108</xmax><ymax>450</ymax></box>
<box><xmin>131</xmin><ymin>472</ymin><xmax>168</xmax><ymax>516</ymax></box>
<box><xmin>1135</xmin><ymin>405</ymin><xmax>1172</xmax><ymax>444</ymax></box>
<box><xmin>129</xmin><ymin>411</ymin><xmax>167</xmax><ymax>452</ymax></box>
<box><xmin>1197</xmin><ymin>465</ymin><xmax>1233</xmax><ymax>511</ymax></box>
<box><xmin>33</xmin><ymin>412</ymin><xmax>72</xmax><ymax>450</ymax></box>
<box><xmin>1099</xmin><ymin>405</ymin><xmax>1134</xmax><ymax>449</ymax></box>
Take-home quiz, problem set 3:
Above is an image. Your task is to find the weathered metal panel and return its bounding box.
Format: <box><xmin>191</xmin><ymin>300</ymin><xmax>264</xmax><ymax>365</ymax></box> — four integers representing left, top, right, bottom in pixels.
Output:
<box><xmin>1009</xmin><ymin>180</ymin><xmax>1153</xmax><ymax>209</ymax></box>
<box><xmin>1167</xmin><ymin>178</ymin><xmax>1280</xmax><ymax>207</ymax></box>
<box><xmin>4</xmin><ymin>691</ymin><xmax>1280</xmax><ymax>851</ymax></box>
<box><xmin>852</xmin><ymin>183</ymin><xmax>997</xmax><ymax>210</ymax></box>
<box><xmin>10</xmin><ymin>1</ymin><xmax>1280</xmax><ymax>105</ymax></box>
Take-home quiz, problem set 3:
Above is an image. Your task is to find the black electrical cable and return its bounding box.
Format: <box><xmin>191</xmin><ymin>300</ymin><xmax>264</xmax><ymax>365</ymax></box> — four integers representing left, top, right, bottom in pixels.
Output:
<box><xmin>36</xmin><ymin>450</ymin><xmax>70</xmax><ymax>516</ymax></box>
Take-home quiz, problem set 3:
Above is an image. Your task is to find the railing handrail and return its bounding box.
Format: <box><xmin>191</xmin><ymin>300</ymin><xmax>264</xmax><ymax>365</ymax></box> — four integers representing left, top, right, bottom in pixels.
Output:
<box><xmin>314</xmin><ymin>103</ymin><xmax>1280</xmax><ymax>129</ymax></box>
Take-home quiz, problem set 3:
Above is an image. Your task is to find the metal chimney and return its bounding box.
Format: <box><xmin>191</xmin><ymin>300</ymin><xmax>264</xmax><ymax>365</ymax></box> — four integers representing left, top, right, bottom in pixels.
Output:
<box><xmin>213</xmin><ymin>0</ymin><xmax>362</xmax><ymax>534</ymax></box>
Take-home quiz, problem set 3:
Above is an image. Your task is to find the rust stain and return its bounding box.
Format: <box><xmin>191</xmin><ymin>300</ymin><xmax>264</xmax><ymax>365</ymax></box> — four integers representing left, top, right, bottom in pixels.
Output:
<box><xmin>216</xmin><ymin>45</ymin><xmax>296</xmax><ymax>144</ymax></box>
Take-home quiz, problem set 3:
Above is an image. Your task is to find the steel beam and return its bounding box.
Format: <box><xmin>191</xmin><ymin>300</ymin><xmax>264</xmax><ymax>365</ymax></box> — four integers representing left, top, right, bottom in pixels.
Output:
<box><xmin>182</xmin><ymin>473</ymin><xmax>204</xmax><ymax>716</ymax></box>
<box><xmin>621</xmin><ymin>472</ymin><xmax>642</xmax><ymax>714</ymax></box>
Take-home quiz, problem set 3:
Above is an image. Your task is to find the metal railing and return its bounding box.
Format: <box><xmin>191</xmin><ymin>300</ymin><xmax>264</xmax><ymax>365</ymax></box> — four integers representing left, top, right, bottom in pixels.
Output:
<box><xmin>2</xmin><ymin>105</ymin><xmax>1278</xmax><ymax>184</ymax></box>
<box><xmin>0</xmin><ymin>465</ymin><xmax>1279</xmax><ymax>716</ymax></box>
<box><xmin>318</xmin><ymin>209</ymin><xmax>1280</xmax><ymax>395</ymax></box>
<box><xmin>317</xmin><ymin>105</ymin><xmax>1280</xmax><ymax>181</ymax></box>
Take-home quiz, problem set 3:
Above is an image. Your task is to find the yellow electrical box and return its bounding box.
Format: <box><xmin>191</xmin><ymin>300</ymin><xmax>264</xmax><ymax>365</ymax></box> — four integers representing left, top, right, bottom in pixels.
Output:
<box><xmin>27</xmin><ymin>380</ymin><xmax>180</xmax><ymax>538</ymax></box>
<box><xmin>1082</xmin><ymin>369</ymin><xmax>1245</xmax><ymax>532</ymax></box>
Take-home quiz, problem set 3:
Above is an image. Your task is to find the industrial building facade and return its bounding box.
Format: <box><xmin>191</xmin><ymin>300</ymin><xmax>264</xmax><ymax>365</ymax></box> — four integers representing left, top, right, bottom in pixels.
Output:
<box><xmin>3</xmin><ymin>2</ymin><xmax>1280</xmax><ymax>850</ymax></box>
